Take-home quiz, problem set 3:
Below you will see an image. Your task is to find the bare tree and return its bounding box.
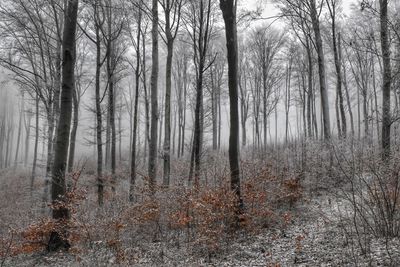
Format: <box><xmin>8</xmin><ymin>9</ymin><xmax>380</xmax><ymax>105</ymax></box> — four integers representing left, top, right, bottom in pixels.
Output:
<box><xmin>326</xmin><ymin>0</ymin><xmax>346</xmax><ymax>138</ymax></box>
<box><xmin>160</xmin><ymin>0</ymin><xmax>185</xmax><ymax>186</ymax></box>
<box><xmin>48</xmin><ymin>0</ymin><xmax>79</xmax><ymax>251</ymax></box>
<box><xmin>185</xmin><ymin>0</ymin><xmax>216</xmax><ymax>184</ymax></box>
<box><xmin>380</xmin><ymin>0</ymin><xmax>391</xmax><ymax>158</ymax></box>
<box><xmin>309</xmin><ymin>0</ymin><xmax>331</xmax><ymax>140</ymax></box>
<box><xmin>148</xmin><ymin>0</ymin><xmax>159</xmax><ymax>194</ymax></box>
<box><xmin>220</xmin><ymin>0</ymin><xmax>243</xmax><ymax>218</ymax></box>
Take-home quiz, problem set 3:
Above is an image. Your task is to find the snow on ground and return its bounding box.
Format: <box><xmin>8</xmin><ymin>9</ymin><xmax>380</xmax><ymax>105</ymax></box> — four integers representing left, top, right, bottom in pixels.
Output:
<box><xmin>3</xmin><ymin>189</ymin><xmax>400</xmax><ymax>266</ymax></box>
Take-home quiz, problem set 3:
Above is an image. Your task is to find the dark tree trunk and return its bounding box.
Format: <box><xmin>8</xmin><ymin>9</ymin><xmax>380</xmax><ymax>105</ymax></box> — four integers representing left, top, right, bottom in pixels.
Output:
<box><xmin>163</xmin><ymin>39</ymin><xmax>173</xmax><ymax>186</ymax></box>
<box><xmin>48</xmin><ymin>0</ymin><xmax>79</xmax><ymax>252</ymax></box>
<box><xmin>106</xmin><ymin>4</ymin><xmax>117</xmax><ymax>191</ymax></box>
<box><xmin>380</xmin><ymin>0</ymin><xmax>391</xmax><ymax>159</ymax></box>
<box><xmin>335</xmin><ymin>32</ymin><xmax>346</xmax><ymax>138</ymax></box>
<box><xmin>220</xmin><ymin>0</ymin><xmax>243</xmax><ymax>215</ymax></box>
<box><xmin>306</xmin><ymin>41</ymin><xmax>313</xmax><ymax>139</ymax></box>
<box><xmin>162</xmin><ymin>0</ymin><xmax>182</xmax><ymax>185</ymax></box>
<box><xmin>142</xmin><ymin>30</ymin><xmax>150</xmax><ymax>162</ymax></box>
<box><xmin>108</xmin><ymin>58</ymin><xmax>116</xmax><ymax>192</ymax></box>
<box><xmin>148</xmin><ymin>0</ymin><xmax>159</xmax><ymax>194</ymax></box>
<box><xmin>94</xmin><ymin>4</ymin><xmax>104</xmax><ymax>206</ymax></box>
<box><xmin>130</xmin><ymin>9</ymin><xmax>142</xmax><ymax>202</ymax></box>
<box><xmin>310</xmin><ymin>0</ymin><xmax>331</xmax><ymax>140</ymax></box>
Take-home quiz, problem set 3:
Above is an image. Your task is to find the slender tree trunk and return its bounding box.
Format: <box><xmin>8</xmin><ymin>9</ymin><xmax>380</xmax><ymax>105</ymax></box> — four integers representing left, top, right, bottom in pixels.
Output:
<box><xmin>148</xmin><ymin>0</ymin><xmax>159</xmax><ymax>194</ymax></box>
<box><xmin>142</xmin><ymin>31</ymin><xmax>149</xmax><ymax>162</ymax></box>
<box><xmin>335</xmin><ymin>88</ymin><xmax>341</xmax><ymax>137</ymax></box>
<box><xmin>43</xmin><ymin>114</ymin><xmax>55</xmax><ymax>210</ymax></box>
<box><xmin>220</xmin><ymin>0</ymin><xmax>243</xmax><ymax>218</ymax></box>
<box><xmin>130</xmin><ymin>10</ymin><xmax>141</xmax><ymax>202</ymax></box>
<box><xmin>31</xmin><ymin>96</ymin><xmax>40</xmax><ymax>192</ymax></box>
<box><xmin>163</xmin><ymin>38</ymin><xmax>173</xmax><ymax>186</ymax></box>
<box><xmin>5</xmin><ymin>118</ymin><xmax>13</xmax><ymax>168</ymax></box>
<box><xmin>336</xmin><ymin>32</ymin><xmax>346</xmax><ymax>138</ymax></box>
<box><xmin>25</xmin><ymin>111</ymin><xmax>32</xmax><ymax>167</ymax></box>
<box><xmin>192</xmin><ymin>61</ymin><xmax>204</xmax><ymax>184</ymax></box>
<box><xmin>306</xmin><ymin>42</ymin><xmax>313</xmax><ymax>139</ymax></box>
<box><xmin>218</xmin><ymin>88</ymin><xmax>222</xmax><ymax>150</ymax></box>
<box><xmin>108</xmin><ymin>59</ymin><xmax>116</xmax><ymax>192</ymax></box>
<box><xmin>67</xmin><ymin>88</ymin><xmax>78</xmax><ymax>173</ymax></box>
<box><xmin>362</xmin><ymin>92</ymin><xmax>369</xmax><ymax>138</ymax></box>
<box><xmin>380</xmin><ymin>0</ymin><xmax>391</xmax><ymax>159</ymax></box>
<box><xmin>14</xmin><ymin>95</ymin><xmax>24</xmax><ymax>168</ymax></box>
<box><xmin>172</xmin><ymin>103</ymin><xmax>177</xmax><ymax>156</ymax></box>
<box><xmin>0</xmin><ymin>119</ymin><xmax>5</xmax><ymax>169</ymax></box>
<box><xmin>180</xmin><ymin>62</ymin><xmax>187</xmax><ymax>157</ymax></box>
<box><xmin>372</xmin><ymin>55</ymin><xmax>380</xmax><ymax>141</ymax></box>
<box><xmin>342</xmin><ymin>57</ymin><xmax>355</xmax><ymax>137</ymax></box>
<box><xmin>105</xmin><ymin>109</ymin><xmax>110</xmax><ymax>169</ymax></box>
<box><xmin>95</xmin><ymin>8</ymin><xmax>104</xmax><ymax>206</ymax></box>
<box><xmin>357</xmin><ymin>85</ymin><xmax>361</xmax><ymax>140</ymax></box>
<box><xmin>212</xmin><ymin>67</ymin><xmax>218</xmax><ymax>150</ymax></box>
<box><xmin>106</xmin><ymin>3</ymin><xmax>117</xmax><ymax>191</ymax></box>
<box><xmin>262</xmin><ymin>62</ymin><xmax>268</xmax><ymax>150</ymax></box>
<box><xmin>310</xmin><ymin>0</ymin><xmax>331</xmax><ymax>140</ymax></box>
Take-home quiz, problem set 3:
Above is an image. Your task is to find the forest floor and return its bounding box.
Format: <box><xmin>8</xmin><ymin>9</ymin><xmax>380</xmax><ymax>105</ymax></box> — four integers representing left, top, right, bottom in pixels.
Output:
<box><xmin>2</xmin><ymin>177</ymin><xmax>400</xmax><ymax>267</ymax></box>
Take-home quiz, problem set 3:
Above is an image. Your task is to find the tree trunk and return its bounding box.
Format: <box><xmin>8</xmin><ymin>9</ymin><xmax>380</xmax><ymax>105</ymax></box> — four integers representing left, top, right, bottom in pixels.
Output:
<box><xmin>108</xmin><ymin>57</ymin><xmax>116</xmax><ymax>192</ymax></box>
<box><xmin>14</xmin><ymin>94</ymin><xmax>24</xmax><ymax>168</ymax></box>
<box><xmin>306</xmin><ymin>42</ymin><xmax>313</xmax><ymax>139</ymax></box>
<box><xmin>67</xmin><ymin>87</ymin><xmax>78</xmax><ymax>173</ymax></box>
<box><xmin>342</xmin><ymin>57</ymin><xmax>355</xmax><ymax>137</ymax></box>
<box><xmin>163</xmin><ymin>37</ymin><xmax>173</xmax><ymax>186</ymax></box>
<box><xmin>220</xmin><ymin>0</ymin><xmax>243</xmax><ymax>216</ymax></box>
<box><xmin>148</xmin><ymin>0</ymin><xmax>159</xmax><ymax>194</ymax></box>
<box><xmin>380</xmin><ymin>0</ymin><xmax>391</xmax><ymax>159</ymax></box>
<box><xmin>310</xmin><ymin>0</ymin><xmax>331</xmax><ymax>140</ymax></box>
<box><xmin>130</xmin><ymin>9</ymin><xmax>141</xmax><ymax>202</ymax></box>
<box><xmin>24</xmin><ymin>110</ymin><xmax>32</xmax><ymax>167</ymax></box>
<box><xmin>211</xmin><ymin>65</ymin><xmax>218</xmax><ymax>150</ymax></box>
<box><xmin>48</xmin><ymin>0</ymin><xmax>78</xmax><ymax>251</ymax></box>
<box><xmin>31</xmin><ymin>96</ymin><xmax>40</xmax><ymax>192</ymax></box>
<box><xmin>335</xmin><ymin>32</ymin><xmax>346</xmax><ymax>138</ymax></box>
<box><xmin>142</xmin><ymin>30</ymin><xmax>150</xmax><ymax>162</ymax></box>
<box><xmin>95</xmin><ymin>6</ymin><xmax>104</xmax><ymax>206</ymax></box>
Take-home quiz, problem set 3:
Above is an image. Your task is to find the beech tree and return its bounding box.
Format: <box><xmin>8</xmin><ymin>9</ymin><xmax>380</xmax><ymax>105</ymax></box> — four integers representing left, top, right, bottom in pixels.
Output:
<box><xmin>148</xmin><ymin>0</ymin><xmax>159</xmax><ymax>194</ymax></box>
<box><xmin>48</xmin><ymin>0</ymin><xmax>79</xmax><ymax>251</ymax></box>
<box><xmin>380</xmin><ymin>0</ymin><xmax>391</xmax><ymax>158</ymax></box>
<box><xmin>185</xmin><ymin>0</ymin><xmax>216</xmax><ymax>184</ymax></box>
<box><xmin>220</xmin><ymin>0</ymin><xmax>242</xmax><ymax>214</ymax></box>
<box><xmin>160</xmin><ymin>0</ymin><xmax>185</xmax><ymax>186</ymax></box>
<box><xmin>326</xmin><ymin>0</ymin><xmax>346</xmax><ymax>138</ymax></box>
<box><xmin>309</xmin><ymin>0</ymin><xmax>331</xmax><ymax>140</ymax></box>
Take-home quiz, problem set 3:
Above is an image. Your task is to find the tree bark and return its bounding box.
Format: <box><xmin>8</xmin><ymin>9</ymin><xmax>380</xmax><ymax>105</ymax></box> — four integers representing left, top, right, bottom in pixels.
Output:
<box><xmin>67</xmin><ymin>87</ymin><xmax>78</xmax><ymax>173</ymax></box>
<box><xmin>220</xmin><ymin>0</ymin><xmax>243</xmax><ymax>216</ymax></box>
<box><xmin>148</xmin><ymin>0</ymin><xmax>159</xmax><ymax>194</ymax></box>
<box><xmin>310</xmin><ymin>0</ymin><xmax>331</xmax><ymax>140</ymax></box>
<box><xmin>380</xmin><ymin>0</ymin><xmax>391</xmax><ymax>159</ymax></box>
<box><xmin>48</xmin><ymin>0</ymin><xmax>79</xmax><ymax>252</ymax></box>
<box><xmin>14</xmin><ymin>94</ymin><xmax>24</xmax><ymax>168</ymax></box>
<box><xmin>130</xmin><ymin>9</ymin><xmax>142</xmax><ymax>202</ymax></box>
<box><xmin>31</xmin><ymin>96</ymin><xmax>40</xmax><ymax>192</ymax></box>
<box><xmin>94</xmin><ymin>3</ymin><xmax>104</xmax><ymax>206</ymax></box>
<box><xmin>163</xmin><ymin>39</ymin><xmax>173</xmax><ymax>186</ymax></box>
<box><xmin>24</xmin><ymin>109</ymin><xmax>32</xmax><ymax>167</ymax></box>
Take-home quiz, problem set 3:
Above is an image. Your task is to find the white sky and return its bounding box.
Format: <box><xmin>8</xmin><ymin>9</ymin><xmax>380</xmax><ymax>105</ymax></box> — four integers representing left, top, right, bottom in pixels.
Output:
<box><xmin>240</xmin><ymin>0</ymin><xmax>359</xmax><ymax>25</ymax></box>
